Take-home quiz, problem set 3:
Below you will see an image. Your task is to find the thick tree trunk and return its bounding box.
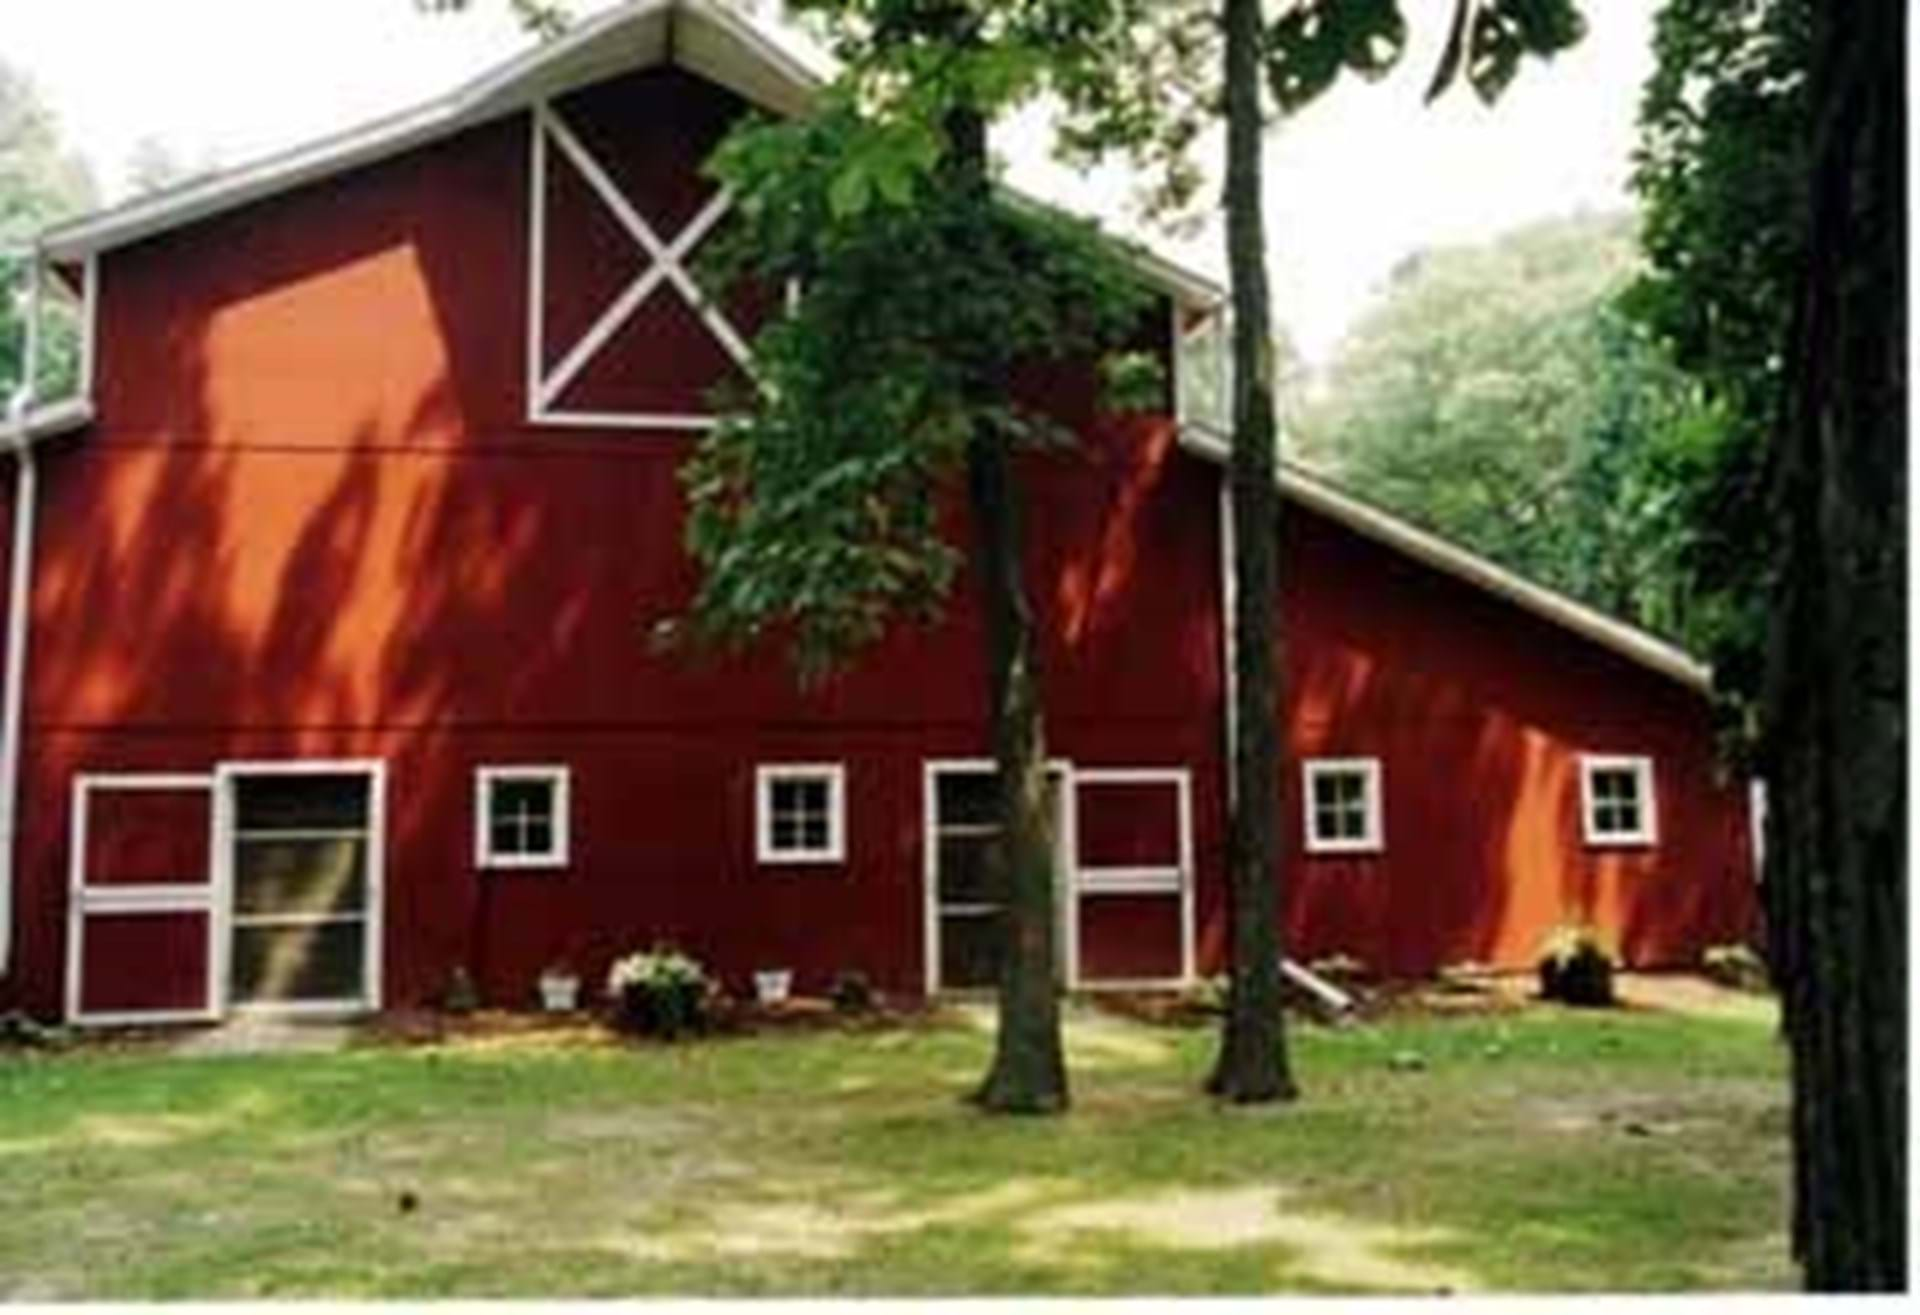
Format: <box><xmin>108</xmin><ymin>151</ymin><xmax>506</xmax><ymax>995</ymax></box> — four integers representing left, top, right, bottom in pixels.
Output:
<box><xmin>1763</xmin><ymin>0</ymin><xmax>1905</xmax><ymax>1290</ymax></box>
<box><xmin>967</xmin><ymin>430</ymin><xmax>1069</xmax><ymax>1115</ymax></box>
<box><xmin>944</xmin><ymin>99</ymin><xmax>1068</xmax><ymax>1116</ymax></box>
<box><xmin>1206</xmin><ymin>0</ymin><xmax>1297</xmax><ymax>1104</ymax></box>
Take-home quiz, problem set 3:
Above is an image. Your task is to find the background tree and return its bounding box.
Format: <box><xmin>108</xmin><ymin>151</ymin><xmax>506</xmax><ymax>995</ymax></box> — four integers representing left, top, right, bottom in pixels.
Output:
<box><xmin>1</xmin><ymin>60</ymin><xmax>95</xmax><ymax>402</ymax></box>
<box><xmin>1297</xmin><ymin>211</ymin><xmax>1715</xmax><ymax>645</ymax></box>
<box><xmin>1623</xmin><ymin>0</ymin><xmax>1809</xmax><ymax>741</ymax></box>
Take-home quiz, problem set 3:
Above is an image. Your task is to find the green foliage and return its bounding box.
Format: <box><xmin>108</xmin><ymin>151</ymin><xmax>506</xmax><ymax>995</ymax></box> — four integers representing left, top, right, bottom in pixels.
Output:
<box><xmin>1536</xmin><ymin>924</ymin><xmax>1618</xmax><ymax>1008</ymax></box>
<box><xmin>675</xmin><ymin>83</ymin><xmax>1155</xmax><ymax>680</ymax></box>
<box><xmin>1623</xmin><ymin>0</ymin><xmax>1810</xmax><ymax>735</ymax></box>
<box><xmin>415</xmin><ymin>0</ymin><xmax>570</xmax><ymax>41</ymax></box>
<box><xmin>1296</xmin><ymin>213</ymin><xmax>1718</xmax><ymax>645</ymax></box>
<box><xmin>1</xmin><ymin>60</ymin><xmax>95</xmax><ymax>404</ymax></box>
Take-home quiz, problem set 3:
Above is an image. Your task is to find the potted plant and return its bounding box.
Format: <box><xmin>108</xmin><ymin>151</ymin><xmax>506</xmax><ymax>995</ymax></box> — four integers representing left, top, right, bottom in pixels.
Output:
<box><xmin>753</xmin><ymin>968</ymin><xmax>793</xmax><ymax>1006</ymax></box>
<box><xmin>1537</xmin><ymin>924</ymin><xmax>1618</xmax><ymax>1007</ymax></box>
<box><xmin>606</xmin><ymin>943</ymin><xmax>713</xmax><ymax>1039</ymax></box>
<box><xmin>537</xmin><ymin>960</ymin><xmax>581</xmax><ymax>1013</ymax></box>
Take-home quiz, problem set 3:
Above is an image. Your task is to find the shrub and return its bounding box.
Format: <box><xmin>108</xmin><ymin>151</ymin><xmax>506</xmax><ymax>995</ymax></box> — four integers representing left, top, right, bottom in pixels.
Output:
<box><xmin>829</xmin><ymin>970</ymin><xmax>875</xmax><ymax>1014</ymax></box>
<box><xmin>1702</xmin><ymin>942</ymin><xmax>1771</xmax><ymax>993</ymax></box>
<box><xmin>1537</xmin><ymin>925</ymin><xmax>1617</xmax><ymax>1007</ymax></box>
<box><xmin>606</xmin><ymin>944</ymin><xmax>714</xmax><ymax>1039</ymax></box>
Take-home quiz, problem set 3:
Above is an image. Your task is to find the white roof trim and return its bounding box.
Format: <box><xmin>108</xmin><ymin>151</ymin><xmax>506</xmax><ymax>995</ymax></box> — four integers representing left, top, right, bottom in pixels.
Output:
<box><xmin>1177</xmin><ymin>426</ymin><xmax>1714</xmax><ymax>694</ymax></box>
<box><xmin>34</xmin><ymin>0</ymin><xmax>1221</xmax><ymax>308</ymax></box>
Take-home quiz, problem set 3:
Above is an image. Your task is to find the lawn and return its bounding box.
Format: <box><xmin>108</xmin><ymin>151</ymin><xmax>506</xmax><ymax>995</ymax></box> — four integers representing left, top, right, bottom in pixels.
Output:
<box><xmin>0</xmin><ymin>990</ymin><xmax>1790</xmax><ymax>1298</ymax></box>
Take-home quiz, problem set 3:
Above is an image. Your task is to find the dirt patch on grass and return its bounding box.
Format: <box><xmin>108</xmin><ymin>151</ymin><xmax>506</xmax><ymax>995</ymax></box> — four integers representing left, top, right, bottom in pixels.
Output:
<box><xmin>1522</xmin><ymin>1078</ymin><xmax>1785</xmax><ymax>1138</ymax></box>
<box><xmin>1021</xmin><ymin>1186</ymin><xmax>1477</xmax><ymax>1292</ymax></box>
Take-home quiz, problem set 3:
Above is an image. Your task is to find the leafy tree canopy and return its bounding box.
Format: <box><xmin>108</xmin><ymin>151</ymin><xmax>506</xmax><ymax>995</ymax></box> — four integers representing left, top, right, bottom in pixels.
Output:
<box><xmin>1296</xmin><ymin>211</ymin><xmax>1721</xmax><ymax>648</ymax></box>
<box><xmin>1622</xmin><ymin>0</ymin><xmax>1809</xmax><ymax>727</ymax></box>
<box><xmin>1</xmin><ymin>60</ymin><xmax>96</xmax><ymax>403</ymax></box>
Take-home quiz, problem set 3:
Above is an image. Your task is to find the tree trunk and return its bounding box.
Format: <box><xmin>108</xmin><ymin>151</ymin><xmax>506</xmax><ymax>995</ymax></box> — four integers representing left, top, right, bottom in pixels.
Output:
<box><xmin>1206</xmin><ymin>0</ymin><xmax>1297</xmax><ymax>1104</ymax></box>
<box><xmin>1763</xmin><ymin>0</ymin><xmax>1905</xmax><ymax>1290</ymax></box>
<box><xmin>967</xmin><ymin>429</ymin><xmax>1069</xmax><ymax>1115</ymax></box>
<box><xmin>945</xmin><ymin>99</ymin><xmax>1069</xmax><ymax>1116</ymax></box>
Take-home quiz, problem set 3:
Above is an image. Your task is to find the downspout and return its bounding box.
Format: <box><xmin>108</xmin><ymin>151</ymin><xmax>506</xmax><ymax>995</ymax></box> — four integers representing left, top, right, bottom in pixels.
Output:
<box><xmin>0</xmin><ymin>245</ymin><xmax>44</xmax><ymax>982</ymax></box>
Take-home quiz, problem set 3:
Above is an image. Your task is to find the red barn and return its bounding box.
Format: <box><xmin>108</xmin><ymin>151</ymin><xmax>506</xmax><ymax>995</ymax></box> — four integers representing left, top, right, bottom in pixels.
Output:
<box><xmin>0</xmin><ymin>0</ymin><xmax>1755</xmax><ymax>1025</ymax></box>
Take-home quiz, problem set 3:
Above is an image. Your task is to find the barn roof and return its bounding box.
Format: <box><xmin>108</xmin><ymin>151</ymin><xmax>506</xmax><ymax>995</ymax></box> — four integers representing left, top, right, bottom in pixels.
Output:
<box><xmin>33</xmin><ymin>0</ymin><xmax>1223</xmax><ymax>308</ymax></box>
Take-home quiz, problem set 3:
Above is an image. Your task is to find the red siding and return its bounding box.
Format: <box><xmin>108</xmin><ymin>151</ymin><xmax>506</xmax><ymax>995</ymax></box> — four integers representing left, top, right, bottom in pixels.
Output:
<box><xmin>0</xmin><ymin>65</ymin><xmax>1754</xmax><ymax>1017</ymax></box>
<box><xmin>1277</xmin><ymin>506</ymin><xmax>1756</xmax><ymax>975</ymax></box>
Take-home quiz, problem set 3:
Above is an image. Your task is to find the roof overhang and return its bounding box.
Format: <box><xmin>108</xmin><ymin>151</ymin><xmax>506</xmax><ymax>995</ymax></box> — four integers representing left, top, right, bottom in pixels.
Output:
<box><xmin>34</xmin><ymin>0</ymin><xmax>1221</xmax><ymax>308</ymax></box>
<box><xmin>1176</xmin><ymin>426</ymin><xmax>1715</xmax><ymax>695</ymax></box>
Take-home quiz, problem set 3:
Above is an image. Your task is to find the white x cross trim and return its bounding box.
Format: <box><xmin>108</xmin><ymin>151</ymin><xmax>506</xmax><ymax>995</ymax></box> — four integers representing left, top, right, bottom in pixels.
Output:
<box><xmin>526</xmin><ymin>101</ymin><xmax>752</xmax><ymax>430</ymax></box>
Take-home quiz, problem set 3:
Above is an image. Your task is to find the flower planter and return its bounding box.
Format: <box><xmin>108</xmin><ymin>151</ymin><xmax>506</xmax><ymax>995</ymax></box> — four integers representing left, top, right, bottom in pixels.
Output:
<box><xmin>538</xmin><ymin>973</ymin><xmax>581</xmax><ymax>1013</ymax></box>
<box><xmin>754</xmin><ymin>970</ymin><xmax>793</xmax><ymax>1006</ymax></box>
<box><xmin>618</xmin><ymin>981</ymin><xmax>707</xmax><ymax>1039</ymax></box>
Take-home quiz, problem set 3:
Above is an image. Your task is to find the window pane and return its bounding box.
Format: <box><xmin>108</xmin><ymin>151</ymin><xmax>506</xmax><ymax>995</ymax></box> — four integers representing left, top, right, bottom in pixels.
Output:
<box><xmin>491</xmin><ymin>819</ymin><xmax>523</xmax><ymax>856</ymax></box>
<box><xmin>234</xmin><ymin>837</ymin><xmax>366</xmax><ymax>916</ymax></box>
<box><xmin>494</xmin><ymin>779</ymin><xmax>552</xmax><ymax>821</ymax></box>
<box><xmin>1177</xmin><ymin>312</ymin><xmax>1230</xmax><ymax>434</ymax></box>
<box><xmin>236</xmin><ymin>775</ymin><xmax>368</xmax><ymax>831</ymax></box>
<box><xmin>937</xmin><ymin>774</ymin><xmax>997</xmax><ymax>827</ymax></box>
<box><xmin>230</xmin><ymin>922</ymin><xmax>366</xmax><ymax>1004</ymax></box>
<box><xmin>939</xmin><ymin>911</ymin><xmax>1003</xmax><ymax>990</ymax></box>
<box><xmin>798</xmin><ymin>813</ymin><xmax>830</xmax><ymax>851</ymax></box>
<box><xmin>523</xmin><ymin>819</ymin><xmax>554</xmax><ymax>856</ymax></box>
<box><xmin>937</xmin><ymin>835</ymin><xmax>1002</xmax><ymax>905</ymax></box>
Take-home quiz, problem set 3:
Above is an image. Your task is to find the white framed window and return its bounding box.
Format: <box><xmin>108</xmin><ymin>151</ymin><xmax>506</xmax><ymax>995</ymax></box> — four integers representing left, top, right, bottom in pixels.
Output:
<box><xmin>475</xmin><ymin>766</ymin><xmax>571</xmax><ymax>869</ymax></box>
<box><xmin>1303</xmin><ymin>758</ymin><xmax>1384</xmax><ymax>854</ymax></box>
<box><xmin>756</xmin><ymin>764</ymin><xmax>846</xmax><ymax>865</ymax></box>
<box><xmin>1580</xmin><ymin>755</ymin><xmax>1657</xmax><ymax>847</ymax></box>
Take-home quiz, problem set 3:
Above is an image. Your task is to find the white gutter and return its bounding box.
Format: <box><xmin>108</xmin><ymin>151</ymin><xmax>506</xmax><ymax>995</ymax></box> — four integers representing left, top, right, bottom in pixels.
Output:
<box><xmin>0</xmin><ymin>248</ymin><xmax>45</xmax><ymax>980</ymax></box>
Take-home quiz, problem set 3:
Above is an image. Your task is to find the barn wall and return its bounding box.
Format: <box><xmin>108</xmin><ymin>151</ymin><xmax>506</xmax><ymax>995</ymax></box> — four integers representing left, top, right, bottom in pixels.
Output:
<box><xmin>1275</xmin><ymin>506</ymin><xmax>1757</xmax><ymax>976</ymax></box>
<box><xmin>1</xmin><ymin>63</ymin><xmax>1754</xmax><ymax>1016</ymax></box>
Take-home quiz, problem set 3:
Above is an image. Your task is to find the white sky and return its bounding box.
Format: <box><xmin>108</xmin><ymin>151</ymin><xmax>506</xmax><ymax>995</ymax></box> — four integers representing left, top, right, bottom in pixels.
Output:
<box><xmin>6</xmin><ymin>0</ymin><xmax>1654</xmax><ymax>369</ymax></box>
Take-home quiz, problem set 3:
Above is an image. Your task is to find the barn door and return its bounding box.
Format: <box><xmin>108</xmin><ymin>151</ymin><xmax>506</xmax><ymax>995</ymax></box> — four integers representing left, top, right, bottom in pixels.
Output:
<box><xmin>219</xmin><ymin>763</ymin><xmax>383</xmax><ymax>1014</ymax></box>
<box><xmin>66</xmin><ymin>774</ymin><xmax>221</xmax><ymax>1025</ymax></box>
<box><xmin>923</xmin><ymin>761</ymin><xmax>1073</xmax><ymax>994</ymax></box>
<box><xmin>1070</xmin><ymin>769</ymin><xmax>1195</xmax><ymax>988</ymax></box>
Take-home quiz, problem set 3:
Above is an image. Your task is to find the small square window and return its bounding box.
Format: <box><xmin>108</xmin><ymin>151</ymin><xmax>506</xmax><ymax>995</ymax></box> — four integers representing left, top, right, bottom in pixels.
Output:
<box><xmin>1580</xmin><ymin>755</ymin><xmax>1657</xmax><ymax>847</ymax></box>
<box><xmin>476</xmin><ymin>766</ymin><xmax>570</xmax><ymax>869</ymax></box>
<box><xmin>757</xmin><ymin>764</ymin><xmax>845</xmax><ymax>865</ymax></box>
<box><xmin>1303</xmin><ymin>758</ymin><xmax>1384</xmax><ymax>854</ymax></box>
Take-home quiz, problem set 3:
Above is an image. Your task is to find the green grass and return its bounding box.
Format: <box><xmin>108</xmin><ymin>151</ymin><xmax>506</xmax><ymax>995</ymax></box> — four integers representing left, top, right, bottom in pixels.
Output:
<box><xmin>0</xmin><ymin>1000</ymin><xmax>1791</xmax><ymax>1297</ymax></box>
